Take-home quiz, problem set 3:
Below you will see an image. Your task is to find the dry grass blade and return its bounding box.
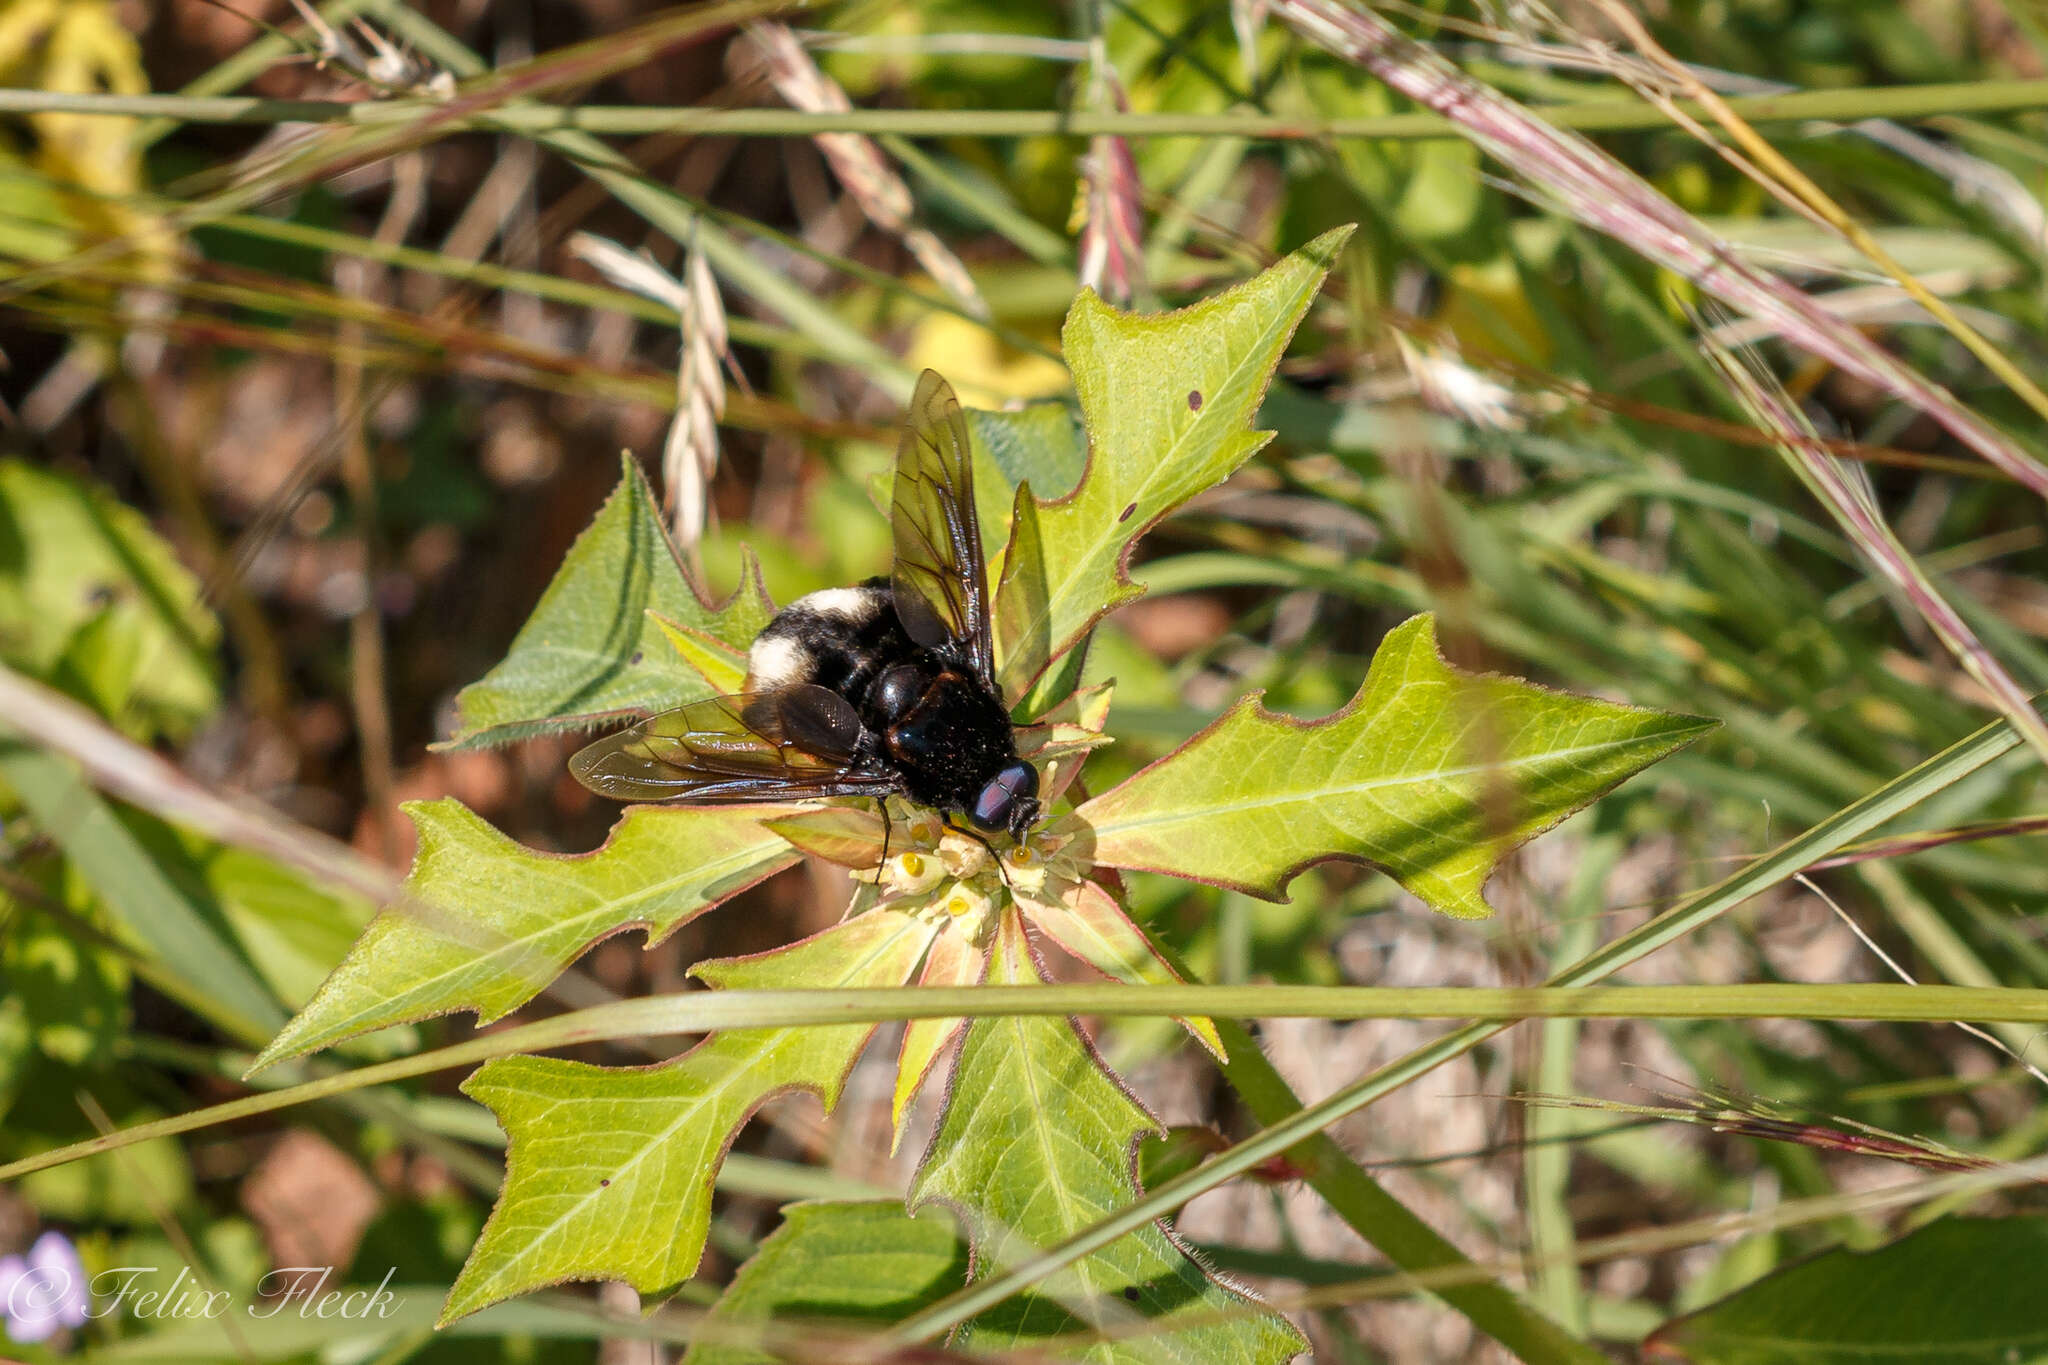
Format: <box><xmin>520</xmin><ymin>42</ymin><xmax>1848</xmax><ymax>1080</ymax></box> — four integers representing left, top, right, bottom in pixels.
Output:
<box><xmin>744</xmin><ymin>22</ymin><xmax>987</xmax><ymax>317</ymax></box>
<box><xmin>1804</xmin><ymin>815</ymin><xmax>2048</xmax><ymax>870</ymax></box>
<box><xmin>0</xmin><ymin>662</ymin><xmax>397</xmax><ymax>904</ymax></box>
<box><xmin>1516</xmin><ymin>1082</ymin><xmax>1992</xmax><ymax>1175</ymax></box>
<box><xmin>1270</xmin><ymin>0</ymin><xmax>2048</xmax><ymax>500</ymax></box>
<box><xmin>1698</xmin><ymin>326</ymin><xmax>2048</xmax><ymax>771</ymax></box>
<box><xmin>1583</xmin><ymin>0</ymin><xmax>2048</xmax><ymax>439</ymax></box>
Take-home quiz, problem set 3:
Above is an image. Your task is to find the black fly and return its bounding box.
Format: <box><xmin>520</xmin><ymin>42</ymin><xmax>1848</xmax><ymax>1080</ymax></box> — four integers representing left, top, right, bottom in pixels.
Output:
<box><xmin>568</xmin><ymin>371</ymin><xmax>1042</xmax><ymax>842</ymax></box>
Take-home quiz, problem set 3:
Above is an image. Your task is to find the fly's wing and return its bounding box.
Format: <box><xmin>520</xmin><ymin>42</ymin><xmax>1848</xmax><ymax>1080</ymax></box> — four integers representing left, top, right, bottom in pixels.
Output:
<box><xmin>890</xmin><ymin>370</ymin><xmax>995</xmax><ymax>683</ymax></box>
<box><xmin>568</xmin><ymin>685</ymin><xmax>899</xmax><ymax>804</ymax></box>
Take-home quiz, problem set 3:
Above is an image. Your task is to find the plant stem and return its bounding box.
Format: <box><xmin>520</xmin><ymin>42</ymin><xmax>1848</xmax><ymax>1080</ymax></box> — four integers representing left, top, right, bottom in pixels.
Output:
<box><xmin>15</xmin><ymin>76</ymin><xmax>2048</xmax><ymax>136</ymax></box>
<box><xmin>16</xmin><ymin>978</ymin><xmax>2048</xmax><ymax>1184</ymax></box>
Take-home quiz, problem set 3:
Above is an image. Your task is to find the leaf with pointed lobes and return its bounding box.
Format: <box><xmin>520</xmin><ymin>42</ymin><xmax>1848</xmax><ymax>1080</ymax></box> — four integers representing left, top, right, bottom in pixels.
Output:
<box><xmin>1021</xmin><ymin>878</ymin><xmax>1224</xmax><ymax>1059</ymax></box>
<box><xmin>684</xmin><ymin>1201</ymin><xmax>971</xmax><ymax>1365</ymax></box>
<box><xmin>891</xmin><ymin>921</ymin><xmax>987</xmax><ymax>1153</ymax></box>
<box><xmin>444</xmin><ymin>909</ymin><xmax>939</xmax><ymax>1324</ymax></box>
<box><xmin>251</xmin><ymin>799</ymin><xmax>798</xmax><ymax>1071</ymax></box>
<box><xmin>649</xmin><ymin>608</ymin><xmax>749</xmax><ymax>694</ymax></box>
<box><xmin>993</xmin><ymin>226</ymin><xmax>1354</xmax><ymax>698</ymax></box>
<box><xmin>909</xmin><ymin>907</ymin><xmax>1305</xmax><ymax>1363</ymax></box>
<box><xmin>441</xmin><ymin>455</ymin><xmax>773</xmax><ymax>749</ymax></box>
<box><xmin>1074</xmin><ymin>615</ymin><xmax>1715</xmax><ymax>919</ymax></box>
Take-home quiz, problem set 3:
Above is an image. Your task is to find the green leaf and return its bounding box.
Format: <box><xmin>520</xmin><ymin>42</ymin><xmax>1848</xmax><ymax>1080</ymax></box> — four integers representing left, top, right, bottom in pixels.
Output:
<box><xmin>1647</xmin><ymin>1217</ymin><xmax>2048</xmax><ymax>1364</ymax></box>
<box><xmin>993</xmin><ymin>227</ymin><xmax>1353</xmax><ymax>696</ymax></box>
<box><xmin>909</xmin><ymin>908</ymin><xmax>1304</xmax><ymax>1363</ymax></box>
<box><xmin>0</xmin><ymin>744</ymin><xmax>284</xmax><ymax>1041</ymax></box>
<box><xmin>969</xmin><ymin>400</ymin><xmax>1087</xmax><ymax>505</ymax></box>
<box><xmin>254</xmin><ymin>798</ymin><xmax>798</xmax><ymax>1069</ymax></box>
<box><xmin>891</xmin><ymin>917</ymin><xmax>985</xmax><ymax>1148</ymax></box>
<box><xmin>683</xmin><ymin>1201</ymin><xmax>969</xmax><ymax>1365</ymax></box>
<box><xmin>1074</xmin><ymin>614</ymin><xmax>1714</xmax><ymax>918</ymax></box>
<box><xmin>0</xmin><ymin>902</ymin><xmax>128</xmax><ymax>1067</ymax></box>
<box><xmin>0</xmin><ymin>459</ymin><xmax>220</xmax><ymax>739</ymax></box>
<box><xmin>445</xmin><ymin>908</ymin><xmax>938</xmax><ymax>1322</ymax></box>
<box><xmin>1019</xmin><ymin>877</ymin><xmax>1223</xmax><ymax>1059</ymax></box>
<box><xmin>442</xmin><ymin>455</ymin><xmax>773</xmax><ymax>749</ymax></box>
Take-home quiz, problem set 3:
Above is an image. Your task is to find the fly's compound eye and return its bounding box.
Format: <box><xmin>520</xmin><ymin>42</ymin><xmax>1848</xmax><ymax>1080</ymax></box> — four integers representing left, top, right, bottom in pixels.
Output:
<box><xmin>970</xmin><ymin>761</ymin><xmax>1040</xmax><ymax>837</ymax></box>
<box><xmin>870</xmin><ymin>663</ymin><xmax>927</xmax><ymax>721</ymax></box>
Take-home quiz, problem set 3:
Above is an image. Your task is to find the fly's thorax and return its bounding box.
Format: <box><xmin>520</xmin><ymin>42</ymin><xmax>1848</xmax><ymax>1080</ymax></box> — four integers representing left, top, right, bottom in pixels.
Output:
<box><xmin>881</xmin><ymin>669</ymin><xmax>1019</xmax><ymax>812</ymax></box>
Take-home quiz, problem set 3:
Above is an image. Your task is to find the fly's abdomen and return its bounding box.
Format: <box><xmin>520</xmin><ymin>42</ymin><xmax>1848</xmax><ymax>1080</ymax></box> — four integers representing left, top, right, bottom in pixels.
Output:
<box><xmin>744</xmin><ymin>578</ymin><xmax>912</xmax><ymax>699</ymax></box>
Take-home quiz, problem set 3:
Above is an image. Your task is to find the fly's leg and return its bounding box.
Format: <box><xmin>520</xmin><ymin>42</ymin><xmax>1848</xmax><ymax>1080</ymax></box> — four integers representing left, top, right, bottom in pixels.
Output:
<box><xmin>940</xmin><ymin>815</ymin><xmax>1011</xmax><ymax>889</ymax></box>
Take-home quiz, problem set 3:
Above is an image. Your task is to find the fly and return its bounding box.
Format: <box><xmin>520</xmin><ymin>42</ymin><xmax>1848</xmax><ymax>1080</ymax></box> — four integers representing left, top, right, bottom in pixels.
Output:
<box><xmin>568</xmin><ymin>370</ymin><xmax>1042</xmax><ymax>843</ymax></box>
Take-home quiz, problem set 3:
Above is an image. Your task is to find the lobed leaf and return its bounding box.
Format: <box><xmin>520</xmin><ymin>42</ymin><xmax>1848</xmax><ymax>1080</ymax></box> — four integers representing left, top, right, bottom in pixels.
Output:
<box><xmin>968</xmin><ymin>401</ymin><xmax>1087</xmax><ymax>505</ymax></box>
<box><xmin>993</xmin><ymin>226</ymin><xmax>1352</xmax><ymax>697</ymax></box>
<box><xmin>1021</xmin><ymin>878</ymin><xmax>1222</xmax><ymax>1059</ymax></box>
<box><xmin>683</xmin><ymin>1201</ymin><xmax>970</xmax><ymax>1365</ymax></box>
<box><xmin>909</xmin><ymin>908</ymin><xmax>1304</xmax><ymax>1363</ymax></box>
<box><xmin>891</xmin><ymin>921</ymin><xmax>985</xmax><ymax>1150</ymax></box>
<box><xmin>252</xmin><ymin>799</ymin><xmax>797</xmax><ymax>1070</ymax></box>
<box><xmin>1074</xmin><ymin>614</ymin><xmax>1714</xmax><ymax>918</ymax></box>
<box><xmin>442</xmin><ymin>455</ymin><xmax>772</xmax><ymax>749</ymax></box>
<box><xmin>649</xmin><ymin>609</ymin><xmax>751</xmax><ymax>694</ymax></box>
<box><xmin>762</xmin><ymin>804</ymin><xmax>889</xmax><ymax>869</ymax></box>
<box><xmin>445</xmin><ymin>908</ymin><xmax>938</xmax><ymax>1321</ymax></box>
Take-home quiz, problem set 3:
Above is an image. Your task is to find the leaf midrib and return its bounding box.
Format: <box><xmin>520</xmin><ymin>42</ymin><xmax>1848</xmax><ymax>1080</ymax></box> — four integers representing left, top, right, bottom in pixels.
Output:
<box><xmin>308</xmin><ymin>838</ymin><xmax>794</xmax><ymax>1039</ymax></box>
<box><xmin>1013</xmin><ymin>274</ymin><xmax>1317</xmax><ymax>675</ymax></box>
<box><xmin>1088</xmin><ymin>731</ymin><xmax>1675</xmax><ymax>837</ymax></box>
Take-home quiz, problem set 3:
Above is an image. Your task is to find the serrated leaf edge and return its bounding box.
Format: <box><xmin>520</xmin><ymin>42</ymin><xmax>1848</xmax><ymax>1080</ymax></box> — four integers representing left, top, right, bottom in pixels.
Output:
<box><xmin>249</xmin><ymin>799</ymin><xmax>800</xmax><ymax>1073</ymax></box>
<box><xmin>1073</xmin><ymin>613</ymin><xmax>1717</xmax><ymax>909</ymax></box>
<box><xmin>993</xmin><ymin>225</ymin><xmax>1356</xmax><ymax>698</ymax></box>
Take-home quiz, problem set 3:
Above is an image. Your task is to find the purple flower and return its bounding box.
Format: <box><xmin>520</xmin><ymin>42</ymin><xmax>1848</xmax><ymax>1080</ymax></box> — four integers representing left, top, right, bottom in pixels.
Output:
<box><xmin>0</xmin><ymin>1231</ymin><xmax>89</xmax><ymax>1343</ymax></box>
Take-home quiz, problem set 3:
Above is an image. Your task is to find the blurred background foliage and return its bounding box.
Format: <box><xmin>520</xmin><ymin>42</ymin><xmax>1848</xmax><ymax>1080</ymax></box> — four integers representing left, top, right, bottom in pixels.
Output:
<box><xmin>1</xmin><ymin>0</ymin><xmax>2048</xmax><ymax>1359</ymax></box>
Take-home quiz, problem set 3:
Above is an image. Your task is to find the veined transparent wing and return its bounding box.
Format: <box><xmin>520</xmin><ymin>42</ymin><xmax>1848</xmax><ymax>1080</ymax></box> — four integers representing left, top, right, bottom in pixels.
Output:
<box><xmin>568</xmin><ymin>686</ymin><xmax>898</xmax><ymax>804</ymax></box>
<box><xmin>889</xmin><ymin>370</ymin><xmax>995</xmax><ymax>683</ymax></box>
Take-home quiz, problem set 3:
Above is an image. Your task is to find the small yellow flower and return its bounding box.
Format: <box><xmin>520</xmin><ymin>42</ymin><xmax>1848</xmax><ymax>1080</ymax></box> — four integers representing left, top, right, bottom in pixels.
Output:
<box><xmin>935</xmin><ymin>880</ymin><xmax>995</xmax><ymax>942</ymax></box>
<box><xmin>1002</xmin><ymin>839</ymin><xmax>1049</xmax><ymax>897</ymax></box>
<box><xmin>881</xmin><ymin>849</ymin><xmax>945</xmax><ymax>898</ymax></box>
<box><xmin>937</xmin><ymin>829</ymin><xmax>990</xmax><ymax>880</ymax></box>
